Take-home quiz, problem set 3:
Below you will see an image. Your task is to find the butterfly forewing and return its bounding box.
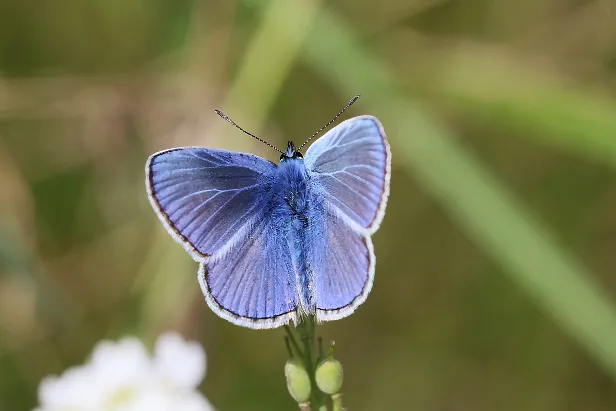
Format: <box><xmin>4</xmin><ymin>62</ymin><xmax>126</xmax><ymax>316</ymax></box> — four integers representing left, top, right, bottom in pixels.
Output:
<box><xmin>146</xmin><ymin>147</ymin><xmax>276</xmax><ymax>260</ymax></box>
<box><xmin>304</xmin><ymin>116</ymin><xmax>390</xmax><ymax>233</ymax></box>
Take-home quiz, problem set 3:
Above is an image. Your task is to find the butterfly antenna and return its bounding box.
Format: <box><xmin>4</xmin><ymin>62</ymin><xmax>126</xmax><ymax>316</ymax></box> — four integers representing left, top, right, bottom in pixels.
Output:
<box><xmin>298</xmin><ymin>94</ymin><xmax>360</xmax><ymax>151</ymax></box>
<box><xmin>214</xmin><ymin>109</ymin><xmax>284</xmax><ymax>154</ymax></box>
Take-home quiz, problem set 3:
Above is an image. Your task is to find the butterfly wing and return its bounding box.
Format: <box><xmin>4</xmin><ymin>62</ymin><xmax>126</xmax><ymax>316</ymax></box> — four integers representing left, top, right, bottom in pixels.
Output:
<box><xmin>147</xmin><ymin>147</ymin><xmax>297</xmax><ymax>328</ymax></box>
<box><xmin>146</xmin><ymin>147</ymin><xmax>276</xmax><ymax>260</ymax></box>
<box><xmin>198</xmin><ymin>218</ymin><xmax>298</xmax><ymax>329</ymax></box>
<box><xmin>304</xmin><ymin>115</ymin><xmax>390</xmax><ymax>233</ymax></box>
<box><xmin>306</xmin><ymin>209</ymin><xmax>374</xmax><ymax>321</ymax></box>
<box><xmin>304</xmin><ymin>116</ymin><xmax>390</xmax><ymax>320</ymax></box>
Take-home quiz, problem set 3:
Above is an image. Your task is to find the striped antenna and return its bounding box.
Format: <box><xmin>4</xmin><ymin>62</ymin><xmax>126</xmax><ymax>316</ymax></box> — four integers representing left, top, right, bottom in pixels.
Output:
<box><xmin>298</xmin><ymin>95</ymin><xmax>360</xmax><ymax>151</ymax></box>
<box><xmin>214</xmin><ymin>109</ymin><xmax>284</xmax><ymax>154</ymax></box>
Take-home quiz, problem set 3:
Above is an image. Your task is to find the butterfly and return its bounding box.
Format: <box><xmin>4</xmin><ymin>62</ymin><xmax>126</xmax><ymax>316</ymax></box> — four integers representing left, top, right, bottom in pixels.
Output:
<box><xmin>145</xmin><ymin>96</ymin><xmax>391</xmax><ymax>329</ymax></box>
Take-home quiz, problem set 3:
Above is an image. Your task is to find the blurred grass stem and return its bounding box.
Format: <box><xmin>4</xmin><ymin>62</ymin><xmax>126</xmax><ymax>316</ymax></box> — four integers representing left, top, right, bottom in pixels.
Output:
<box><xmin>139</xmin><ymin>0</ymin><xmax>322</xmax><ymax>338</ymax></box>
<box><xmin>242</xmin><ymin>0</ymin><xmax>616</xmax><ymax>379</ymax></box>
<box><xmin>221</xmin><ymin>0</ymin><xmax>322</xmax><ymax>132</ymax></box>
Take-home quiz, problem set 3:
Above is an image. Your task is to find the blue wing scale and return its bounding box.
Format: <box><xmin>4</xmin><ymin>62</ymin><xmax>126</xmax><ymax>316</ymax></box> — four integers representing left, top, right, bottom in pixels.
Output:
<box><xmin>304</xmin><ymin>116</ymin><xmax>390</xmax><ymax>233</ymax></box>
<box><xmin>146</xmin><ymin>147</ymin><xmax>276</xmax><ymax>260</ymax></box>
<box><xmin>198</xmin><ymin>218</ymin><xmax>298</xmax><ymax>329</ymax></box>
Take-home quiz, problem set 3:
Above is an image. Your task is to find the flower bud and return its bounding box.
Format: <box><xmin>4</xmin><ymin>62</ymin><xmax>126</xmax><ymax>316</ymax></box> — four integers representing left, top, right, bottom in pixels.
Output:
<box><xmin>284</xmin><ymin>359</ymin><xmax>311</xmax><ymax>403</ymax></box>
<box><xmin>315</xmin><ymin>358</ymin><xmax>343</xmax><ymax>395</ymax></box>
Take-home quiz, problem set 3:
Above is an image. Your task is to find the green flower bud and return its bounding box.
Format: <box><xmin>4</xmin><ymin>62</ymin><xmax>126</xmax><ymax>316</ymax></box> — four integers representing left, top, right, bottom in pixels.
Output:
<box><xmin>315</xmin><ymin>358</ymin><xmax>343</xmax><ymax>395</ymax></box>
<box><xmin>284</xmin><ymin>359</ymin><xmax>311</xmax><ymax>403</ymax></box>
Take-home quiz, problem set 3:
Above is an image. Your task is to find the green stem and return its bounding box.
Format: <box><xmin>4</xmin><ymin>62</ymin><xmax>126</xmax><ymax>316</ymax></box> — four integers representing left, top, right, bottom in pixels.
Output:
<box><xmin>317</xmin><ymin>337</ymin><xmax>324</xmax><ymax>363</ymax></box>
<box><xmin>297</xmin><ymin>315</ymin><xmax>323</xmax><ymax>408</ymax></box>
<box><xmin>285</xmin><ymin>325</ymin><xmax>304</xmax><ymax>358</ymax></box>
<box><xmin>331</xmin><ymin>394</ymin><xmax>343</xmax><ymax>411</ymax></box>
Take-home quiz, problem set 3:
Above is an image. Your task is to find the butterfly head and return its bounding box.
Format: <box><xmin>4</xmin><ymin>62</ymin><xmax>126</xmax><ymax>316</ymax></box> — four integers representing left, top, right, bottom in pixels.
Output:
<box><xmin>281</xmin><ymin>141</ymin><xmax>303</xmax><ymax>161</ymax></box>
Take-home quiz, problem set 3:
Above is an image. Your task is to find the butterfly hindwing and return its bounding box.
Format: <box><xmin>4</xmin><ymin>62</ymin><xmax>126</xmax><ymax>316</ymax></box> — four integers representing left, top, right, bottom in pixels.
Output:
<box><xmin>304</xmin><ymin>116</ymin><xmax>390</xmax><ymax>233</ymax></box>
<box><xmin>304</xmin><ymin>207</ymin><xmax>374</xmax><ymax>321</ymax></box>
<box><xmin>198</xmin><ymin>217</ymin><xmax>298</xmax><ymax>328</ymax></box>
<box><xmin>146</xmin><ymin>147</ymin><xmax>276</xmax><ymax>260</ymax></box>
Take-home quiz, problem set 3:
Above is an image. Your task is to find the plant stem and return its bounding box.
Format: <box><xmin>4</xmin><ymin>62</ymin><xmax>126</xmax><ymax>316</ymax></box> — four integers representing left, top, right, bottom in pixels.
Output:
<box><xmin>296</xmin><ymin>315</ymin><xmax>323</xmax><ymax>408</ymax></box>
<box><xmin>285</xmin><ymin>325</ymin><xmax>304</xmax><ymax>358</ymax></box>
<box><xmin>331</xmin><ymin>394</ymin><xmax>343</xmax><ymax>411</ymax></box>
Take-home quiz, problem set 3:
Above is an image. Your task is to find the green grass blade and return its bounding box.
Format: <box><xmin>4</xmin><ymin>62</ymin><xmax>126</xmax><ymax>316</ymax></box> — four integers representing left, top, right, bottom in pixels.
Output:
<box><xmin>244</xmin><ymin>1</ymin><xmax>616</xmax><ymax>378</ymax></box>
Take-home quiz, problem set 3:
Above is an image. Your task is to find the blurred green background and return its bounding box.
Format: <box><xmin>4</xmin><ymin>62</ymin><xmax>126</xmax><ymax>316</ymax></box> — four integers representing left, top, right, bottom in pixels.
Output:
<box><xmin>2</xmin><ymin>0</ymin><xmax>616</xmax><ymax>409</ymax></box>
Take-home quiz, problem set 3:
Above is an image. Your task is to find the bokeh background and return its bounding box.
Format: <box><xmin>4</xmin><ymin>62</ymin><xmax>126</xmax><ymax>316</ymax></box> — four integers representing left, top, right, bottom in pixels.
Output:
<box><xmin>2</xmin><ymin>0</ymin><xmax>616</xmax><ymax>409</ymax></box>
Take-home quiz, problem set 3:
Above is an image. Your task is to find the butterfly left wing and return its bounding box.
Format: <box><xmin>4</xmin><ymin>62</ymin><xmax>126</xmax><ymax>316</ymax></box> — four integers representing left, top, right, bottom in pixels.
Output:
<box><xmin>148</xmin><ymin>147</ymin><xmax>298</xmax><ymax>328</ymax></box>
<box><xmin>198</xmin><ymin>217</ymin><xmax>298</xmax><ymax>329</ymax></box>
<box><xmin>146</xmin><ymin>147</ymin><xmax>276</xmax><ymax>260</ymax></box>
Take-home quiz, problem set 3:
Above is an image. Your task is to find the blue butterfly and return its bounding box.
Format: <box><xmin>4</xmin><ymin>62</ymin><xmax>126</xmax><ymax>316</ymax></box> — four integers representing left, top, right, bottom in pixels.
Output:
<box><xmin>145</xmin><ymin>96</ymin><xmax>391</xmax><ymax>329</ymax></box>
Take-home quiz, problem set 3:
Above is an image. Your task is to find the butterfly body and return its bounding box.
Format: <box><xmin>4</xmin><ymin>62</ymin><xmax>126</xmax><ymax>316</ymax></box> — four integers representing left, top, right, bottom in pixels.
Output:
<box><xmin>273</xmin><ymin>153</ymin><xmax>315</xmax><ymax>313</ymax></box>
<box><xmin>146</xmin><ymin>115</ymin><xmax>391</xmax><ymax>329</ymax></box>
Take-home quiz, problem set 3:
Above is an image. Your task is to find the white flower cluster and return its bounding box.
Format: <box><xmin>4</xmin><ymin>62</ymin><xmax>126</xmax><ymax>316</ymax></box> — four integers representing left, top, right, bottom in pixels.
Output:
<box><xmin>34</xmin><ymin>332</ymin><xmax>214</xmax><ymax>411</ymax></box>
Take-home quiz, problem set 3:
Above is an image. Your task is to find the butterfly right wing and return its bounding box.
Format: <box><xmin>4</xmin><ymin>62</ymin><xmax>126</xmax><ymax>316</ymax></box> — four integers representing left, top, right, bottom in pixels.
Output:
<box><xmin>303</xmin><ymin>116</ymin><xmax>390</xmax><ymax>320</ymax></box>
<box><xmin>146</xmin><ymin>147</ymin><xmax>276</xmax><ymax>260</ymax></box>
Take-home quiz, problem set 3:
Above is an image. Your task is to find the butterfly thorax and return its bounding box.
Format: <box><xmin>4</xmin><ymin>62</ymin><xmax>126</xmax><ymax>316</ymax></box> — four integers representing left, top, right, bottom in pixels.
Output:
<box><xmin>275</xmin><ymin>154</ymin><xmax>309</xmax><ymax>219</ymax></box>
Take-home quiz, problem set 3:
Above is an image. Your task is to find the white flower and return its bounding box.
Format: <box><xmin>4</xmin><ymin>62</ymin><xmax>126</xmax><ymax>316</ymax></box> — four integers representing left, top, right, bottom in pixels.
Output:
<box><xmin>33</xmin><ymin>332</ymin><xmax>214</xmax><ymax>411</ymax></box>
